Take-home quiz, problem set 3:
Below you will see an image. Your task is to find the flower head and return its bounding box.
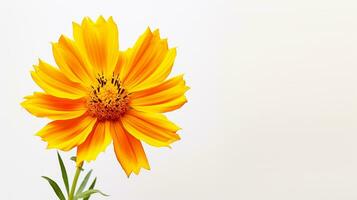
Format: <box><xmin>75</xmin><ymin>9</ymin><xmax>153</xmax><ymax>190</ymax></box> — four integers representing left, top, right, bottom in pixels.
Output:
<box><xmin>21</xmin><ymin>16</ymin><xmax>188</xmax><ymax>176</ymax></box>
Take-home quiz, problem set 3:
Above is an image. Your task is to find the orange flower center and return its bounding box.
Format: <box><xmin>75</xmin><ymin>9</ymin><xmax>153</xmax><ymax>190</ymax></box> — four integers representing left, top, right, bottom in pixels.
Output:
<box><xmin>87</xmin><ymin>73</ymin><xmax>129</xmax><ymax>121</ymax></box>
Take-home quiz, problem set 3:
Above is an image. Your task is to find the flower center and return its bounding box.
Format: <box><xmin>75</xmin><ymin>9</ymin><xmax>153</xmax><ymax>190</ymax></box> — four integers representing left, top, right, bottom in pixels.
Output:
<box><xmin>87</xmin><ymin>73</ymin><xmax>129</xmax><ymax>121</ymax></box>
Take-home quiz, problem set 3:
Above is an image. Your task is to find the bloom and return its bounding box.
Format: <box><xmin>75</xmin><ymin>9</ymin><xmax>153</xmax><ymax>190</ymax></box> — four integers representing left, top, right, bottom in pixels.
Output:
<box><xmin>21</xmin><ymin>16</ymin><xmax>188</xmax><ymax>176</ymax></box>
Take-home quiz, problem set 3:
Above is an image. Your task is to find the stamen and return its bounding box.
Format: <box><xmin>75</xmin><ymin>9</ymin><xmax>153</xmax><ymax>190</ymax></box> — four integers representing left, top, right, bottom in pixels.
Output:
<box><xmin>87</xmin><ymin>73</ymin><xmax>130</xmax><ymax>121</ymax></box>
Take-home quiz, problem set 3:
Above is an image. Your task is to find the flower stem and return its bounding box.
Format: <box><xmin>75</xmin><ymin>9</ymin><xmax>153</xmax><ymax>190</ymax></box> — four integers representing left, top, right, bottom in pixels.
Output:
<box><xmin>68</xmin><ymin>162</ymin><xmax>83</xmax><ymax>200</ymax></box>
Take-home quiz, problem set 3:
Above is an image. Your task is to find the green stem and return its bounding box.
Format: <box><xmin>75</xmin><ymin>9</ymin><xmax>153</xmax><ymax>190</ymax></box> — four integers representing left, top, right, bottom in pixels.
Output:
<box><xmin>68</xmin><ymin>162</ymin><xmax>83</xmax><ymax>200</ymax></box>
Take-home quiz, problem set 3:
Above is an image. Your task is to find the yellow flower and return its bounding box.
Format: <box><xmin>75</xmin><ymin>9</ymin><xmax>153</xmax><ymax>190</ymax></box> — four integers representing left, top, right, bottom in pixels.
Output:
<box><xmin>21</xmin><ymin>16</ymin><xmax>188</xmax><ymax>176</ymax></box>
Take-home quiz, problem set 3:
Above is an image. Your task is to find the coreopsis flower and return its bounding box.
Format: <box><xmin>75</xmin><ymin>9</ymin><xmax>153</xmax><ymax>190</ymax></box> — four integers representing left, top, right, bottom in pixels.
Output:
<box><xmin>22</xmin><ymin>16</ymin><xmax>188</xmax><ymax>176</ymax></box>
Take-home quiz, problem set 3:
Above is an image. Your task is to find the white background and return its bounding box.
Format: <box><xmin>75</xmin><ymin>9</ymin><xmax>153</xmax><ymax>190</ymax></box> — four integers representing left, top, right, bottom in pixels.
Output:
<box><xmin>1</xmin><ymin>0</ymin><xmax>357</xmax><ymax>199</ymax></box>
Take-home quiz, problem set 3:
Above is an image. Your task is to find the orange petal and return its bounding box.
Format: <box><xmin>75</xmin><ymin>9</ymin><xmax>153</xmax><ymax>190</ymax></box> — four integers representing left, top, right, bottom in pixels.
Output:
<box><xmin>31</xmin><ymin>59</ymin><xmax>88</xmax><ymax>99</ymax></box>
<box><xmin>114</xmin><ymin>51</ymin><xmax>127</xmax><ymax>75</ymax></box>
<box><xmin>110</xmin><ymin>121</ymin><xmax>150</xmax><ymax>176</ymax></box>
<box><xmin>130</xmin><ymin>75</ymin><xmax>189</xmax><ymax>112</ymax></box>
<box><xmin>77</xmin><ymin>121</ymin><xmax>112</xmax><ymax>164</ymax></box>
<box><xmin>120</xmin><ymin>28</ymin><xmax>176</xmax><ymax>91</ymax></box>
<box><xmin>36</xmin><ymin>114</ymin><xmax>97</xmax><ymax>151</ymax></box>
<box><xmin>121</xmin><ymin>109</ymin><xmax>181</xmax><ymax>147</ymax></box>
<box><xmin>21</xmin><ymin>92</ymin><xmax>87</xmax><ymax>120</ymax></box>
<box><xmin>72</xmin><ymin>16</ymin><xmax>119</xmax><ymax>77</ymax></box>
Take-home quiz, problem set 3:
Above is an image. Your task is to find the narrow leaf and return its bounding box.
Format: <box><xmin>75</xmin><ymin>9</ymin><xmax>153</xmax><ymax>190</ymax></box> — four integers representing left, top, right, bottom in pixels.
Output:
<box><xmin>76</xmin><ymin>169</ymin><xmax>92</xmax><ymax>195</ymax></box>
<box><xmin>70</xmin><ymin>156</ymin><xmax>77</xmax><ymax>162</ymax></box>
<box><xmin>75</xmin><ymin>189</ymin><xmax>109</xmax><ymax>199</ymax></box>
<box><xmin>83</xmin><ymin>178</ymin><xmax>97</xmax><ymax>200</ymax></box>
<box><xmin>57</xmin><ymin>152</ymin><xmax>69</xmax><ymax>195</ymax></box>
<box><xmin>42</xmin><ymin>176</ymin><xmax>66</xmax><ymax>200</ymax></box>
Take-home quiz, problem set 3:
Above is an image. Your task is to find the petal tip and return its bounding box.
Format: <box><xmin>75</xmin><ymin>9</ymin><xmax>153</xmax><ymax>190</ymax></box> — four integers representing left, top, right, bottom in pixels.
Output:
<box><xmin>20</xmin><ymin>100</ymin><xmax>28</xmax><ymax>108</ymax></box>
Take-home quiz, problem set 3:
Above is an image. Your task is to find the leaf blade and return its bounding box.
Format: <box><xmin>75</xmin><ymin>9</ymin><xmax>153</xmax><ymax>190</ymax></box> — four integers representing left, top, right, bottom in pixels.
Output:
<box><xmin>70</xmin><ymin>156</ymin><xmax>77</xmax><ymax>162</ymax></box>
<box><xmin>83</xmin><ymin>178</ymin><xmax>97</xmax><ymax>200</ymax></box>
<box><xmin>42</xmin><ymin>176</ymin><xmax>66</xmax><ymax>200</ymax></box>
<box><xmin>57</xmin><ymin>152</ymin><xmax>69</xmax><ymax>195</ymax></box>
<box><xmin>76</xmin><ymin>169</ymin><xmax>92</xmax><ymax>195</ymax></box>
<box><xmin>76</xmin><ymin>189</ymin><xmax>109</xmax><ymax>199</ymax></box>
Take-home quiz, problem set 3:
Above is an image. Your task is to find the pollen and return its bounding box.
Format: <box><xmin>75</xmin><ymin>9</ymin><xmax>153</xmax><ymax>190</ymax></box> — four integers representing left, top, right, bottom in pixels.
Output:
<box><xmin>87</xmin><ymin>73</ymin><xmax>130</xmax><ymax>121</ymax></box>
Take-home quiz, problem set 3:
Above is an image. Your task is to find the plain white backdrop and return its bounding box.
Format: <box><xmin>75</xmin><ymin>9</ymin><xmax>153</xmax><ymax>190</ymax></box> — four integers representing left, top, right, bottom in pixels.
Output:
<box><xmin>1</xmin><ymin>0</ymin><xmax>357</xmax><ymax>199</ymax></box>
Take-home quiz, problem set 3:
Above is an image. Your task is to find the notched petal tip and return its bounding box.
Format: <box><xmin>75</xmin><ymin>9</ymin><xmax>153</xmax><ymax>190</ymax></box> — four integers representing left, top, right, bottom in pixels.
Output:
<box><xmin>82</xmin><ymin>16</ymin><xmax>94</xmax><ymax>25</ymax></box>
<box><xmin>185</xmin><ymin>85</ymin><xmax>191</xmax><ymax>91</ymax></box>
<box><xmin>125</xmin><ymin>170</ymin><xmax>133</xmax><ymax>177</ymax></box>
<box><xmin>46</xmin><ymin>144</ymin><xmax>57</xmax><ymax>150</ymax></box>
<box><xmin>72</xmin><ymin>21</ymin><xmax>81</xmax><ymax>32</ymax></box>
<box><xmin>20</xmin><ymin>100</ymin><xmax>29</xmax><ymax>109</ymax></box>
<box><xmin>57</xmin><ymin>35</ymin><xmax>75</xmax><ymax>46</ymax></box>
<box><xmin>108</xmin><ymin>16</ymin><xmax>115</xmax><ymax>23</ymax></box>
<box><xmin>146</xmin><ymin>26</ymin><xmax>152</xmax><ymax>33</ymax></box>
<box><xmin>76</xmin><ymin>155</ymin><xmax>95</xmax><ymax>166</ymax></box>
<box><xmin>153</xmin><ymin>29</ymin><xmax>160</xmax><ymax>36</ymax></box>
<box><xmin>32</xmin><ymin>64</ymin><xmax>39</xmax><ymax>71</ymax></box>
<box><xmin>96</xmin><ymin>15</ymin><xmax>106</xmax><ymax>23</ymax></box>
<box><xmin>58</xmin><ymin>34</ymin><xmax>66</xmax><ymax>43</ymax></box>
<box><xmin>124</xmin><ymin>165</ymin><xmax>151</xmax><ymax>177</ymax></box>
<box><xmin>37</xmin><ymin>58</ymin><xmax>44</xmax><ymax>64</ymax></box>
<box><xmin>78</xmin><ymin>16</ymin><xmax>114</xmax><ymax>27</ymax></box>
<box><xmin>50</xmin><ymin>41</ymin><xmax>57</xmax><ymax>47</ymax></box>
<box><xmin>35</xmin><ymin>130</ymin><xmax>45</xmax><ymax>137</ymax></box>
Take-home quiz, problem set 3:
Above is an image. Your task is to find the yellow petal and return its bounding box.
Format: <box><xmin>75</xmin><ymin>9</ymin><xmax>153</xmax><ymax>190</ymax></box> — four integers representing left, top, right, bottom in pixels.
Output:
<box><xmin>120</xmin><ymin>28</ymin><xmax>175</xmax><ymax>91</ymax></box>
<box><xmin>52</xmin><ymin>35</ymin><xmax>95</xmax><ymax>85</ymax></box>
<box><xmin>77</xmin><ymin>121</ymin><xmax>112</xmax><ymax>164</ymax></box>
<box><xmin>133</xmin><ymin>48</ymin><xmax>176</xmax><ymax>91</ymax></box>
<box><xmin>121</xmin><ymin>109</ymin><xmax>181</xmax><ymax>147</ymax></box>
<box><xmin>119</xmin><ymin>28</ymin><xmax>152</xmax><ymax>82</ymax></box>
<box><xmin>73</xmin><ymin>16</ymin><xmax>119</xmax><ymax>77</ymax></box>
<box><xmin>110</xmin><ymin>121</ymin><xmax>150</xmax><ymax>176</ymax></box>
<box><xmin>37</xmin><ymin>114</ymin><xmax>97</xmax><ymax>151</ymax></box>
<box><xmin>130</xmin><ymin>75</ymin><xmax>189</xmax><ymax>112</ymax></box>
<box><xmin>21</xmin><ymin>92</ymin><xmax>87</xmax><ymax>120</ymax></box>
<box><xmin>31</xmin><ymin>59</ymin><xmax>88</xmax><ymax>99</ymax></box>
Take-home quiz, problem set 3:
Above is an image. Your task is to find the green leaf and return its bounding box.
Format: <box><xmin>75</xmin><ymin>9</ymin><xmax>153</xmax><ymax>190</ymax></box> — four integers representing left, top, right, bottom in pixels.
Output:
<box><xmin>71</xmin><ymin>156</ymin><xmax>77</xmax><ymax>162</ymax></box>
<box><xmin>75</xmin><ymin>189</ymin><xmax>109</xmax><ymax>199</ymax></box>
<box><xmin>83</xmin><ymin>178</ymin><xmax>97</xmax><ymax>200</ymax></box>
<box><xmin>42</xmin><ymin>176</ymin><xmax>66</xmax><ymax>200</ymax></box>
<box><xmin>57</xmin><ymin>152</ymin><xmax>69</xmax><ymax>195</ymax></box>
<box><xmin>76</xmin><ymin>169</ymin><xmax>92</xmax><ymax>195</ymax></box>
